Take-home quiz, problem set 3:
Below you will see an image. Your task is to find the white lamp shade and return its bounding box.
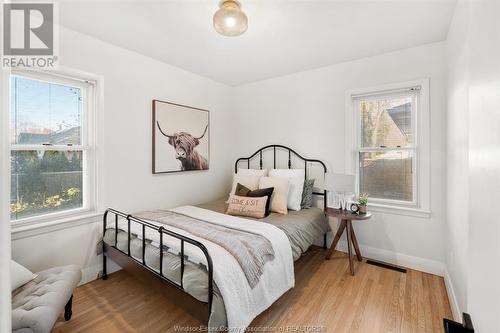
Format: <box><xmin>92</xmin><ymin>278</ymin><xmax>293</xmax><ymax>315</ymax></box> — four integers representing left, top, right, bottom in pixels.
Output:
<box><xmin>325</xmin><ymin>173</ymin><xmax>355</xmax><ymax>193</ymax></box>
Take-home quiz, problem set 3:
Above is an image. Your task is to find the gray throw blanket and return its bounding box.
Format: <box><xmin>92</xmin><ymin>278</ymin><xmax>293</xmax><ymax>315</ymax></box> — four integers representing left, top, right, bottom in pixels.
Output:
<box><xmin>135</xmin><ymin>210</ymin><xmax>275</xmax><ymax>288</ymax></box>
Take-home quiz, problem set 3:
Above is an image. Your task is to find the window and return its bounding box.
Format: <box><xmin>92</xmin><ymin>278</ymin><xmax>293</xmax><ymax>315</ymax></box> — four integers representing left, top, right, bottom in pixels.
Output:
<box><xmin>10</xmin><ymin>72</ymin><xmax>96</xmax><ymax>223</ymax></box>
<box><xmin>357</xmin><ymin>92</ymin><xmax>417</xmax><ymax>204</ymax></box>
<box><xmin>346</xmin><ymin>79</ymin><xmax>430</xmax><ymax>213</ymax></box>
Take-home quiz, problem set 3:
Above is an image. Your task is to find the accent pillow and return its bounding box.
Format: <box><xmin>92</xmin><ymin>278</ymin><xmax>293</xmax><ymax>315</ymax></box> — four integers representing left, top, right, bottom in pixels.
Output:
<box><xmin>235</xmin><ymin>183</ymin><xmax>274</xmax><ymax>216</ymax></box>
<box><xmin>227</xmin><ymin>174</ymin><xmax>261</xmax><ymax>202</ymax></box>
<box><xmin>301</xmin><ymin>179</ymin><xmax>315</xmax><ymax>209</ymax></box>
<box><xmin>237</xmin><ymin>168</ymin><xmax>268</xmax><ymax>177</ymax></box>
<box><xmin>11</xmin><ymin>260</ymin><xmax>36</xmax><ymax>291</ymax></box>
<box><xmin>259</xmin><ymin>176</ymin><xmax>289</xmax><ymax>214</ymax></box>
<box><xmin>226</xmin><ymin>194</ymin><xmax>268</xmax><ymax>219</ymax></box>
<box><xmin>269</xmin><ymin>169</ymin><xmax>305</xmax><ymax>211</ymax></box>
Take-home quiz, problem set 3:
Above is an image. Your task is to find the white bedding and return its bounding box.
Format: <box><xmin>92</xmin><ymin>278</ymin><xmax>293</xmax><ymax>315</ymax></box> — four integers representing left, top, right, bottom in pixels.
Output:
<box><xmin>118</xmin><ymin>205</ymin><xmax>295</xmax><ymax>332</ymax></box>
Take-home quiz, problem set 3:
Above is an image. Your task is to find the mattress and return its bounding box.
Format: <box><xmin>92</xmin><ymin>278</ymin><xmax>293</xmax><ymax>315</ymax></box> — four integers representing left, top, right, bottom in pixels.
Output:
<box><xmin>197</xmin><ymin>198</ymin><xmax>329</xmax><ymax>261</ymax></box>
<box><xmin>102</xmin><ymin>198</ymin><xmax>329</xmax><ymax>328</ymax></box>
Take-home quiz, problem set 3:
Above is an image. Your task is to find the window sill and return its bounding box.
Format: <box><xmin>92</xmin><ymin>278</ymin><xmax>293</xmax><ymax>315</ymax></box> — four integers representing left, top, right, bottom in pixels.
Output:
<box><xmin>11</xmin><ymin>211</ymin><xmax>103</xmax><ymax>240</ymax></box>
<box><xmin>367</xmin><ymin>203</ymin><xmax>431</xmax><ymax>218</ymax></box>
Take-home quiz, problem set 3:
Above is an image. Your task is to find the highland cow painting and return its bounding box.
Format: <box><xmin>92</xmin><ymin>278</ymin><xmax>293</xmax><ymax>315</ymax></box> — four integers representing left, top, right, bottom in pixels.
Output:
<box><xmin>152</xmin><ymin>100</ymin><xmax>210</xmax><ymax>173</ymax></box>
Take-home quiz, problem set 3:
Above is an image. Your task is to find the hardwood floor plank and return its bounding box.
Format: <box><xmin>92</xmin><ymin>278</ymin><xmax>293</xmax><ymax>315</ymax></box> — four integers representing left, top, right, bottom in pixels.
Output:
<box><xmin>379</xmin><ymin>271</ymin><xmax>404</xmax><ymax>333</ymax></box>
<box><xmin>54</xmin><ymin>248</ymin><xmax>452</xmax><ymax>333</ymax></box>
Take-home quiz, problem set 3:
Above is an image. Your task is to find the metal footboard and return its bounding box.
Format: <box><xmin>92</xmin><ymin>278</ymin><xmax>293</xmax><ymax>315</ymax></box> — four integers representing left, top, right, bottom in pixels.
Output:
<box><xmin>102</xmin><ymin>208</ymin><xmax>214</xmax><ymax>323</ymax></box>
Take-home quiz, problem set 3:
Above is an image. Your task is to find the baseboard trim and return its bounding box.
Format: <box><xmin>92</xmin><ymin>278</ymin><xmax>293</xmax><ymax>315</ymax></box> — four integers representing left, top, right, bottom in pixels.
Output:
<box><xmin>336</xmin><ymin>240</ymin><xmax>445</xmax><ymax>276</ymax></box>
<box><xmin>444</xmin><ymin>268</ymin><xmax>462</xmax><ymax>321</ymax></box>
<box><xmin>80</xmin><ymin>257</ymin><xmax>121</xmax><ymax>286</ymax></box>
<box><xmin>79</xmin><ymin>240</ymin><xmax>452</xmax><ymax>313</ymax></box>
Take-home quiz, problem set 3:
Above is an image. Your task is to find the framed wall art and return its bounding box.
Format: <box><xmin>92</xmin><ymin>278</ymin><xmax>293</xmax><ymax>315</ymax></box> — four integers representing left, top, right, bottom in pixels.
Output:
<box><xmin>152</xmin><ymin>100</ymin><xmax>210</xmax><ymax>173</ymax></box>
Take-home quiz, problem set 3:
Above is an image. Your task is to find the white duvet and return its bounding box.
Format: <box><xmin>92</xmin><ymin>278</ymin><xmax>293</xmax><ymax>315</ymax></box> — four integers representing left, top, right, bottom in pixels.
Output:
<box><xmin>118</xmin><ymin>205</ymin><xmax>295</xmax><ymax>332</ymax></box>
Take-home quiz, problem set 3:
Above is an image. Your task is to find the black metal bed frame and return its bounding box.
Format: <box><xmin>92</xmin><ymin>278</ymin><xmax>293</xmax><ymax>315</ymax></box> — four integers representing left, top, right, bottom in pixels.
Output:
<box><xmin>102</xmin><ymin>144</ymin><xmax>328</xmax><ymax>325</ymax></box>
<box><xmin>235</xmin><ymin>144</ymin><xmax>329</xmax><ymax>248</ymax></box>
<box><xmin>102</xmin><ymin>208</ymin><xmax>214</xmax><ymax>322</ymax></box>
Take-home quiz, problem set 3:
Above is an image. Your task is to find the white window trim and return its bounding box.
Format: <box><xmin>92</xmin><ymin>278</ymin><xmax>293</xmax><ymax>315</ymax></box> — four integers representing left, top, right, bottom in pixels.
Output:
<box><xmin>344</xmin><ymin>79</ymin><xmax>431</xmax><ymax>218</ymax></box>
<box><xmin>7</xmin><ymin>69</ymin><xmax>101</xmax><ymax>231</ymax></box>
<box><xmin>11</xmin><ymin>211</ymin><xmax>103</xmax><ymax>241</ymax></box>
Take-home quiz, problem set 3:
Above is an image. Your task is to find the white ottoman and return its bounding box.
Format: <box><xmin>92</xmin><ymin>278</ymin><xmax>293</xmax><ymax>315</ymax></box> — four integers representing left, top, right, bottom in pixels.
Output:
<box><xmin>12</xmin><ymin>265</ymin><xmax>82</xmax><ymax>333</ymax></box>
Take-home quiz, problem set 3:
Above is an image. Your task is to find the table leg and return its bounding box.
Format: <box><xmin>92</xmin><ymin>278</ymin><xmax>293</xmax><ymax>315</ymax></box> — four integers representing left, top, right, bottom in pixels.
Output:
<box><xmin>346</xmin><ymin>221</ymin><xmax>354</xmax><ymax>275</ymax></box>
<box><xmin>325</xmin><ymin>219</ymin><xmax>347</xmax><ymax>260</ymax></box>
<box><xmin>349</xmin><ymin>221</ymin><xmax>362</xmax><ymax>262</ymax></box>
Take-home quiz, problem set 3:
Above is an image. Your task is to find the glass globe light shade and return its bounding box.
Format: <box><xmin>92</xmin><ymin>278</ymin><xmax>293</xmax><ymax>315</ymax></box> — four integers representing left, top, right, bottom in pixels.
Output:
<box><xmin>213</xmin><ymin>0</ymin><xmax>248</xmax><ymax>37</ymax></box>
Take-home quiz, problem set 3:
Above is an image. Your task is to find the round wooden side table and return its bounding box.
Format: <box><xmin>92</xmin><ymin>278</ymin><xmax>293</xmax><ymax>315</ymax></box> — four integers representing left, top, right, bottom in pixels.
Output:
<box><xmin>324</xmin><ymin>207</ymin><xmax>372</xmax><ymax>275</ymax></box>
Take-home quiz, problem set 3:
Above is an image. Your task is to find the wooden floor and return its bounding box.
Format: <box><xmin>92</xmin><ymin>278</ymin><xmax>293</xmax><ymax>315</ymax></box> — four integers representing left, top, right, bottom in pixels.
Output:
<box><xmin>54</xmin><ymin>248</ymin><xmax>452</xmax><ymax>333</ymax></box>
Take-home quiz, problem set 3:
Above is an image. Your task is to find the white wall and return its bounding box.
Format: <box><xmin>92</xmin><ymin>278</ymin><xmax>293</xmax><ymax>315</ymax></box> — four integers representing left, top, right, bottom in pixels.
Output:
<box><xmin>0</xmin><ymin>56</ymin><xmax>12</xmax><ymax>332</ymax></box>
<box><xmin>233</xmin><ymin>42</ymin><xmax>448</xmax><ymax>274</ymax></box>
<box><xmin>446</xmin><ymin>0</ymin><xmax>500</xmax><ymax>330</ymax></box>
<box><xmin>446</xmin><ymin>0</ymin><xmax>471</xmax><ymax>319</ymax></box>
<box><xmin>10</xmin><ymin>26</ymin><xmax>236</xmax><ymax>283</ymax></box>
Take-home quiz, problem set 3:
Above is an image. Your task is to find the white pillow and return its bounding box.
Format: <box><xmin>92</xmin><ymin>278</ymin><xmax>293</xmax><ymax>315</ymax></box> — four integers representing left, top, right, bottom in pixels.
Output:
<box><xmin>259</xmin><ymin>176</ymin><xmax>289</xmax><ymax>214</ymax></box>
<box><xmin>227</xmin><ymin>174</ymin><xmax>261</xmax><ymax>202</ymax></box>
<box><xmin>237</xmin><ymin>168</ymin><xmax>268</xmax><ymax>177</ymax></box>
<box><xmin>11</xmin><ymin>260</ymin><xmax>36</xmax><ymax>291</ymax></box>
<box><xmin>269</xmin><ymin>169</ymin><xmax>305</xmax><ymax>211</ymax></box>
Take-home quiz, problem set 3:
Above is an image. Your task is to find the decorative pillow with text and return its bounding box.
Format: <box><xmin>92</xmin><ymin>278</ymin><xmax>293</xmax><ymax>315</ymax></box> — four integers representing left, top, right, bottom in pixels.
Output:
<box><xmin>226</xmin><ymin>194</ymin><xmax>268</xmax><ymax>219</ymax></box>
<box><xmin>235</xmin><ymin>183</ymin><xmax>274</xmax><ymax>216</ymax></box>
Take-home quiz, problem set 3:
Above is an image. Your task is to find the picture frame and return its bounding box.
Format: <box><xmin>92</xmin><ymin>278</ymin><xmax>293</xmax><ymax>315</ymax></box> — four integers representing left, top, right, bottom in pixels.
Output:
<box><xmin>152</xmin><ymin>99</ymin><xmax>210</xmax><ymax>174</ymax></box>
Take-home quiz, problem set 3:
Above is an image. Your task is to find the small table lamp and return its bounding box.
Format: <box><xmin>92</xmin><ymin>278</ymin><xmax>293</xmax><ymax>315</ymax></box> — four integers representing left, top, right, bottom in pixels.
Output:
<box><xmin>325</xmin><ymin>173</ymin><xmax>355</xmax><ymax>210</ymax></box>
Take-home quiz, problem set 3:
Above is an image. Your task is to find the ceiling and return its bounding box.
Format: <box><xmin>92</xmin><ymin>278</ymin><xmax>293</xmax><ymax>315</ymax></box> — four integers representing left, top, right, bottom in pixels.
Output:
<box><xmin>57</xmin><ymin>0</ymin><xmax>457</xmax><ymax>86</ymax></box>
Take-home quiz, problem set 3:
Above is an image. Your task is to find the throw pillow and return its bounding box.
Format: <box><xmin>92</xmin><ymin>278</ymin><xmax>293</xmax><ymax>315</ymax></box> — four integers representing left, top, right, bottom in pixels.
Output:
<box><xmin>301</xmin><ymin>179</ymin><xmax>316</xmax><ymax>209</ymax></box>
<box><xmin>235</xmin><ymin>183</ymin><xmax>274</xmax><ymax>216</ymax></box>
<box><xmin>268</xmin><ymin>169</ymin><xmax>305</xmax><ymax>211</ymax></box>
<box><xmin>227</xmin><ymin>174</ymin><xmax>261</xmax><ymax>202</ymax></box>
<box><xmin>259</xmin><ymin>176</ymin><xmax>289</xmax><ymax>214</ymax></box>
<box><xmin>11</xmin><ymin>260</ymin><xmax>36</xmax><ymax>292</ymax></box>
<box><xmin>226</xmin><ymin>195</ymin><xmax>268</xmax><ymax>219</ymax></box>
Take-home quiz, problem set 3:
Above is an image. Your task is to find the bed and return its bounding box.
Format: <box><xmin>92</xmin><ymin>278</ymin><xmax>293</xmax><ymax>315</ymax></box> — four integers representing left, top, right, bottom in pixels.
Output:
<box><xmin>101</xmin><ymin>145</ymin><xmax>329</xmax><ymax>332</ymax></box>
<box><xmin>197</xmin><ymin>198</ymin><xmax>328</xmax><ymax>261</ymax></box>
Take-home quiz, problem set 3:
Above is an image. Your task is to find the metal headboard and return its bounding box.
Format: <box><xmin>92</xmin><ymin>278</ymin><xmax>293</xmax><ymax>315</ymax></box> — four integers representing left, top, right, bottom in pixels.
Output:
<box><xmin>235</xmin><ymin>144</ymin><xmax>328</xmax><ymax>210</ymax></box>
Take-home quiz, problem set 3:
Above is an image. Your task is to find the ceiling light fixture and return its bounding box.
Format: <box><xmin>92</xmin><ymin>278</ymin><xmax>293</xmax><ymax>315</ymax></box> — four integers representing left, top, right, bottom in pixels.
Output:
<box><xmin>213</xmin><ymin>0</ymin><xmax>248</xmax><ymax>37</ymax></box>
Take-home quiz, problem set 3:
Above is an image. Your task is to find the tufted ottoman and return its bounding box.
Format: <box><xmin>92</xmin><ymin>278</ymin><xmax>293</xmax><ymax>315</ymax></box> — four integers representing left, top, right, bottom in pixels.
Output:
<box><xmin>11</xmin><ymin>265</ymin><xmax>82</xmax><ymax>333</ymax></box>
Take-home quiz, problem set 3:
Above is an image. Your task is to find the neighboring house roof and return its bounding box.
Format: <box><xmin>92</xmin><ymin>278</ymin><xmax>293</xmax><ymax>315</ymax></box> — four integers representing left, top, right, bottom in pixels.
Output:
<box><xmin>387</xmin><ymin>102</ymin><xmax>412</xmax><ymax>139</ymax></box>
<box><xmin>17</xmin><ymin>127</ymin><xmax>80</xmax><ymax>145</ymax></box>
<box><xmin>17</xmin><ymin>132</ymin><xmax>48</xmax><ymax>144</ymax></box>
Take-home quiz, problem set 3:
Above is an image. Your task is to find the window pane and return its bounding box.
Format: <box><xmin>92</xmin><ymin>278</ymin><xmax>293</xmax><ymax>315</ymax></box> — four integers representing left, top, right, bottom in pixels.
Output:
<box><xmin>360</xmin><ymin>96</ymin><xmax>412</xmax><ymax>148</ymax></box>
<box><xmin>10</xmin><ymin>76</ymin><xmax>82</xmax><ymax>145</ymax></box>
<box><xmin>359</xmin><ymin>150</ymin><xmax>413</xmax><ymax>202</ymax></box>
<box><xmin>10</xmin><ymin>150</ymin><xmax>83</xmax><ymax>220</ymax></box>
